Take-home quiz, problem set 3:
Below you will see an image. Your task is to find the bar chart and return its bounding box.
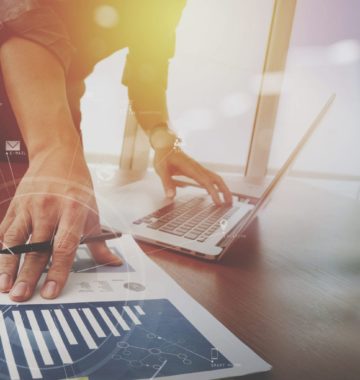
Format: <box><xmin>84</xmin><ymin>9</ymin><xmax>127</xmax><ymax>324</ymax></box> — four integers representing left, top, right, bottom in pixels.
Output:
<box><xmin>0</xmin><ymin>299</ymin><xmax>232</xmax><ymax>379</ymax></box>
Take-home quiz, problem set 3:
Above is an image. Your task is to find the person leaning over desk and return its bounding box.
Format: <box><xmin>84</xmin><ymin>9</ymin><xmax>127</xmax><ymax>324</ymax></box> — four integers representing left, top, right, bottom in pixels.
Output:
<box><xmin>0</xmin><ymin>1</ymin><xmax>232</xmax><ymax>302</ymax></box>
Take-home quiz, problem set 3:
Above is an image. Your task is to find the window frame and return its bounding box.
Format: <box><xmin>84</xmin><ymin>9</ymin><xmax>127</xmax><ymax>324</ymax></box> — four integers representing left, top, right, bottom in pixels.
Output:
<box><xmin>245</xmin><ymin>0</ymin><xmax>297</xmax><ymax>178</ymax></box>
<box><xmin>119</xmin><ymin>107</ymin><xmax>150</xmax><ymax>171</ymax></box>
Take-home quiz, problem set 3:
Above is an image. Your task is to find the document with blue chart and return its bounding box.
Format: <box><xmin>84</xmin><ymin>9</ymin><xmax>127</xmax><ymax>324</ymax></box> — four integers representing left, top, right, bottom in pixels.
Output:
<box><xmin>0</xmin><ymin>235</ymin><xmax>271</xmax><ymax>380</ymax></box>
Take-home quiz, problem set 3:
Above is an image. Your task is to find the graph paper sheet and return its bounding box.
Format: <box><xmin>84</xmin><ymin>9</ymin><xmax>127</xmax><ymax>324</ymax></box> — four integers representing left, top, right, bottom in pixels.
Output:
<box><xmin>0</xmin><ymin>235</ymin><xmax>271</xmax><ymax>380</ymax></box>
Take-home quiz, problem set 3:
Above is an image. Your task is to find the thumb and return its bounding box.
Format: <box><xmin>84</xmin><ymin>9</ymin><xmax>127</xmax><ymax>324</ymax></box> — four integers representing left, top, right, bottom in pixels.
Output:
<box><xmin>87</xmin><ymin>241</ymin><xmax>123</xmax><ymax>267</ymax></box>
<box><xmin>84</xmin><ymin>206</ymin><xmax>122</xmax><ymax>267</ymax></box>
<box><xmin>158</xmin><ymin>169</ymin><xmax>177</xmax><ymax>199</ymax></box>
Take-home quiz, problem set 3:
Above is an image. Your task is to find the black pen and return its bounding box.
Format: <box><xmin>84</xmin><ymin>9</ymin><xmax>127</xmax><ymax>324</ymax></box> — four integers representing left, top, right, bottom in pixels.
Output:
<box><xmin>0</xmin><ymin>230</ymin><xmax>122</xmax><ymax>255</ymax></box>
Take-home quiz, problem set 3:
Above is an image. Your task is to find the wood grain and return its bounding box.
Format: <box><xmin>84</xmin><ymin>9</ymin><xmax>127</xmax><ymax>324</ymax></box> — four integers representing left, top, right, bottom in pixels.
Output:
<box><xmin>141</xmin><ymin>180</ymin><xmax>360</xmax><ymax>380</ymax></box>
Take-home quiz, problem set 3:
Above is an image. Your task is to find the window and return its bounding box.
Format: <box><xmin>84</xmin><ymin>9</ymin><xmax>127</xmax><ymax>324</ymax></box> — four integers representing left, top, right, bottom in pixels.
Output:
<box><xmin>81</xmin><ymin>50</ymin><xmax>128</xmax><ymax>164</ymax></box>
<box><xmin>167</xmin><ymin>0</ymin><xmax>275</xmax><ymax>171</ymax></box>
<box><xmin>269</xmin><ymin>0</ymin><xmax>360</xmax><ymax>198</ymax></box>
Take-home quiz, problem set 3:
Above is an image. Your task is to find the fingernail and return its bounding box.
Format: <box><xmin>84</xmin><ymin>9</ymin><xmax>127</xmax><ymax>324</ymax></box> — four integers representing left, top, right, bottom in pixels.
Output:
<box><xmin>0</xmin><ymin>273</ymin><xmax>10</xmax><ymax>291</ymax></box>
<box><xmin>42</xmin><ymin>281</ymin><xmax>58</xmax><ymax>299</ymax></box>
<box><xmin>11</xmin><ymin>282</ymin><xmax>28</xmax><ymax>298</ymax></box>
<box><xmin>166</xmin><ymin>189</ymin><xmax>175</xmax><ymax>198</ymax></box>
<box><xmin>112</xmin><ymin>257</ymin><xmax>123</xmax><ymax>266</ymax></box>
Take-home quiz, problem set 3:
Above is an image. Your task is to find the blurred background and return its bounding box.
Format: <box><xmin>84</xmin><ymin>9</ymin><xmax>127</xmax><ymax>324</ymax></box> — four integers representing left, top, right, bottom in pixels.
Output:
<box><xmin>81</xmin><ymin>0</ymin><xmax>360</xmax><ymax>200</ymax></box>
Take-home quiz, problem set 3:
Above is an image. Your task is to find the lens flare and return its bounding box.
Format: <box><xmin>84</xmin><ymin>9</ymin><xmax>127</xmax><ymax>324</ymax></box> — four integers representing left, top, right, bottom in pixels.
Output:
<box><xmin>94</xmin><ymin>5</ymin><xmax>119</xmax><ymax>28</ymax></box>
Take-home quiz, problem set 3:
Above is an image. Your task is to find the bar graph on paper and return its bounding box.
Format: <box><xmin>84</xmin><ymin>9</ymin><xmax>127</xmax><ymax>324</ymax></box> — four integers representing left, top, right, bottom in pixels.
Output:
<box><xmin>0</xmin><ymin>299</ymin><xmax>232</xmax><ymax>380</ymax></box>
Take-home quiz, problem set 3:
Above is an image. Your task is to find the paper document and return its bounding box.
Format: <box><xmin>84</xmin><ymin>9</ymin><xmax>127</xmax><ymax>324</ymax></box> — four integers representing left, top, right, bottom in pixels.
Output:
<box><xmin>0</xmin><ymin>235</ymin><xmax>271</xmax><ymax>380</ymax></box>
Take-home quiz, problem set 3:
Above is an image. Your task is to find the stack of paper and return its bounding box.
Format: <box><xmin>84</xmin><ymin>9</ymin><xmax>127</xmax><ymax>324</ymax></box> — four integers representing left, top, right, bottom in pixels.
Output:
<box><xmin>0</xmin><ymin>235</ymin><xmax>271</xmax><ymax>380</ymax></box>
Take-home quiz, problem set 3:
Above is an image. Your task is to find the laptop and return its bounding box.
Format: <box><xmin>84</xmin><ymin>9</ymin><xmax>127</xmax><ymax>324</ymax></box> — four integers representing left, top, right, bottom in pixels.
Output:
<box><xmin>102</xmin><ymin>95</ymin><xmax>335</xmax><ymax>261</ymax></box>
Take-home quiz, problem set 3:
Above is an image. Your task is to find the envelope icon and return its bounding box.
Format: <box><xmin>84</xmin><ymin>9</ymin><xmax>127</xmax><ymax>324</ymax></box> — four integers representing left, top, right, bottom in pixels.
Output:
<box><xmin>5</xmin><ymin>140</ymin><xmax>21</xmax><ymax>152</ymax></box>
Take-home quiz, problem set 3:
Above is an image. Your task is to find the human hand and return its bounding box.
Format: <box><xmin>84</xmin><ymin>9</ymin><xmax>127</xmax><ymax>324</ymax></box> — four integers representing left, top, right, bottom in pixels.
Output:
<box><xmin>154</xmin><ymin>147</ymin><xmax>232</xmax><ymax>205</ymax></box>
<box><xmin>0</xmin><ymin>145</ymin><xmax>122</xmax><ymax>302</ymax></box>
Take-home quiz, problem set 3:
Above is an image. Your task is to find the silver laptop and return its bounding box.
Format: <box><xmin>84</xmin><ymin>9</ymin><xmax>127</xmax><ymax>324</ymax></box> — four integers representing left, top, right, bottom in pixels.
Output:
<box><xmin>103</xmin><ymin>95</ymin><xmax>335</xmax><ymax>261</ymax></box>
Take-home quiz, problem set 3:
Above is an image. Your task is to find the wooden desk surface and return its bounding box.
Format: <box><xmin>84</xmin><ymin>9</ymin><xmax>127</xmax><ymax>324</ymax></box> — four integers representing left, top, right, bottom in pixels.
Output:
<box><xmin>138</xmin><ymin>179</ymin><xmax>360</xmax><ymax>380</ymax></box>
<box><xmin>1</xmin><ymin>164</ymin><xmax>359</xmax><ymax>380</ymax></box>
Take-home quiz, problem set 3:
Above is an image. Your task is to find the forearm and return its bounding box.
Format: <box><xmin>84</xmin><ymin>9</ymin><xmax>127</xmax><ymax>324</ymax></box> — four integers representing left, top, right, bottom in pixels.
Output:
<box><xmin>0</xmin><ymin>37</ymin><xmax>80</xmax><ymax>160</ymax></box>
<box><xmin>128</xmin><ymin>84</ymin><xmax>169</xmax><ymax>134</ymax></box>
<box><xmin>128</xmin><ymin>83</ymin><xmax>182</xmax><ymax>152</ymax></box>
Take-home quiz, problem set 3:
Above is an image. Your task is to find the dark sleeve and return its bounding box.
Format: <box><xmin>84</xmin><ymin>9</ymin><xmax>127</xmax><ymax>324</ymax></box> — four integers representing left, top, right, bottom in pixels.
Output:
<box><xmin>122</xmin><ymin>0</ymin><xmax>187</xmax><ymax>91</ymax></box>
<box><xmin>0</xmin><ymin>1</ymin><xmax>74</xmax><ymax>72</ymax></box>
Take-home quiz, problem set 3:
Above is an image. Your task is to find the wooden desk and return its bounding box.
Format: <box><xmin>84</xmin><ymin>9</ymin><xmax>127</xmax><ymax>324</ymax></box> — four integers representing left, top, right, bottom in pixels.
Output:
<box><xmin>1</xmin><ymin>163</ymin><xmax>359</xmax><ymax>379</ymax></box>
<box><xmin>138</xmin><ymin>179</ymin><xmax>360</xmax><ymax>380</ymax></box>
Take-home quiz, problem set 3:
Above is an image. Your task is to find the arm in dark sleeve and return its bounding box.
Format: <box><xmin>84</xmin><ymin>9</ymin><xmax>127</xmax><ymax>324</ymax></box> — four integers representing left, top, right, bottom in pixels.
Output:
<box><xmin>122</xmin><ymin>0</ymin><xmax>186</xmax><ymax>133</ymax></box>
<box><xmin>122</xmin><ymin>53</ymin><xmax>170</xmax><ymax>132</ymax></box>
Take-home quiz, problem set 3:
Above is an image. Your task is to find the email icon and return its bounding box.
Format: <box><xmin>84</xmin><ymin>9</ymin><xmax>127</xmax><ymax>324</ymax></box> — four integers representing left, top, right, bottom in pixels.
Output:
<box><xmin>5</xmin><ymin>140</ymin><xmax>21</xmax><ymax>152</ymax></box>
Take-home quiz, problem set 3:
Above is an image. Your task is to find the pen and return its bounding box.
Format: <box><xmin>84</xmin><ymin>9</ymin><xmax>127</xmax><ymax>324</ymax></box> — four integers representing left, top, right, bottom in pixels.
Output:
<box><xmin>0</xmin><ymin>230</ymin><xmax>122</xmax><ymax>255</ymax></box>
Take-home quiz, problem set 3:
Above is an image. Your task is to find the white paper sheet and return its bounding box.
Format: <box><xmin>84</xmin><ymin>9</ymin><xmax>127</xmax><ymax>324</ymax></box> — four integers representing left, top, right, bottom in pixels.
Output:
<box><xmin>0</xmin><ymin>235</ymin><xmax>271</xmax><ymax>380</ymax></box>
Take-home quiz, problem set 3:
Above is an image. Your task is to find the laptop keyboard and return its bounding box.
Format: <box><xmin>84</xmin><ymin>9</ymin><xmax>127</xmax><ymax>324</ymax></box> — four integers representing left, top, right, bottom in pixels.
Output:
<box><xmin>133</xmin><ymin>197</ymin><xmax>239</xmax><ymax>243</ymax></box>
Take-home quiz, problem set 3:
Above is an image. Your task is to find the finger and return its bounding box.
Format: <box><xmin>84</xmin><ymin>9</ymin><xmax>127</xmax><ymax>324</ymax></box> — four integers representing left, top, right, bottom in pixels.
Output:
<box><xmin>0</xmin><ymin>203</ymin><xmax>16</xmax><ymax>238</ymax></box>
<box><xmin>156</xmin><ymin>166</ymin><xmax>177</xmax><ymax>199</ymax></box>
<box><xmin>84</xmin><ymin>206</ymin><xmax>122</xmax><ymax>267</ymax></box>
<box><xmin>188</xmin><ymin>172</ymin><xmax>222</xmax><ymax>205</ymax></box>
<box><xmin>185</xmin><ymin>167</ymin><xmax>222</xmax><ymax>205</ymax></box>
<box><xmin>88</xmin><ymin>241</ymin><xmax>123</xmax><ymax>266</ymax></box>
<box><xmin>10</xmin><ymin>220</ymin><xmax>53</xmax><ymax>302</ymax></box>
<box><xmin>0</xmin><ymin>214</ymin><xmax>31</xmax><ymax>293</ymax></box>
<box><xmin>41</xmin><ymin>200</ymin><xmax>87</xmax><ymax>299</ymax></box>
<box><xmin>201</xmin><ymin>178</ymin><xmax>222</xmax><ymax>206</ymax></box>
<box><xmin>212</xmin><ymin>174</ymin><xmax>233</xmax><ymax>205</ymax></box>
<box><xmin>171</xmin><ymin>157</ymin><xmax>222</xmax><ymax>205</ymax></box>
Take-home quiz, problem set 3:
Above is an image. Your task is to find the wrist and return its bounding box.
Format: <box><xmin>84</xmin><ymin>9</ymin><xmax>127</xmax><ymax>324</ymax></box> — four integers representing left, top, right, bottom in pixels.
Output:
<box><xmin>149</xmin><ymin>123</ymin><xmax>181</xmax><ymax>151</ymax></box>
<box><xmin>26</xmin><ymin>139</ymin><xmax>90</xmax><ymax>185</ymax></box>
<box><xmin>27</xmin><ymin>129</ymin><xmax>82</xmax><ymax>161</ymax></box>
